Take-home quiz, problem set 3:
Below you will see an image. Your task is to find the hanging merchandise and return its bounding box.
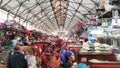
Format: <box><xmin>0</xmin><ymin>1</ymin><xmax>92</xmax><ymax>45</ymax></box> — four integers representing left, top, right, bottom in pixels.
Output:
<box><xmin>111</xmin><ymin>9</ymin><xmax>120</xmax><ymax>29</ymax></box>
<box><xmin>0</xmin><ymin>23</ymin><xmax>5</xmax><ymax>29</ymax></box>
<box><xmin>25</xmin><ymin>30</ymin><xmax>31</xmax><ymax>35</ymax></box>
<box><xmin>75</xmin><ymin>21</ymin><xmax>84</xmax><ymax>30</ymax></box>
<box><xmin>102</xmin><ymin>18</ymin><xmax>110</xmax><ymax>28</ymax></box>
<box><xmin>114</xmin><ymin>9</ymin><xmax>119</xmax><ymax>19</ymax></box>
<box><xmin>0</xmin><ymin>30</ymin><xmax>4</xmax><ymax>37</ymax></box>
<box><xmin>88</xmin><ymin>19</ymin><xmax>96</xmax><ymax>26</ymax></box>
<box><xmin>96</xmin><ymin>19</ymin><xmax>102</xmax><ymax>26</ymax></box>
<box><xmin>4</xmin><ymin>20</ymin><xmax>16</xmax><ymax>28</ymax></box>
<box><xmin>87</xmin><ymin>33</ymin><xmax>97</xmax><ymax>46</ymax></box>
<box><xmin>92</xmin><ymin>20</ymin><xmax>96</xmax><ymax>26</ymax></box>
<box><xmin>88</xmin><ymin>19</ymin><xmax>94</xmax><ymax>25</ymax></box>
<box><xmin>12</xmin><ymin>23</ymin><xmax>23</xmax><ymax>31</ymax></box>
<box><xmin>76</xmin><ymin>27</ymin><xmax>84</xmax><ymax>37</ymax></box>
<box><xmin>5</xmin><ymin>20</ymin><xmax>24</xmax><ymax>31</ymax></box>
<box><xmin>111</xmin><ymin>19</ymin><xmax>120</xmax><ymax>29</ymax></box>
<box><xmin>0</xmin><ymin>23</ymin><xmax>5</xmax><ymax>37</ymax></box>
<box><xmin>74</xmin><ymin>21</ymin><xmax>85</xmax><ymax>38</ymax></box>
<box><xmin>67</xmin><ymin>34</ymin><xmax>72</xmax><ymax>41</ymax></box>
<box><xmin>87</xmin><ymin>18</ymin><xmax>102</xmax><ymax>26</ymax></box>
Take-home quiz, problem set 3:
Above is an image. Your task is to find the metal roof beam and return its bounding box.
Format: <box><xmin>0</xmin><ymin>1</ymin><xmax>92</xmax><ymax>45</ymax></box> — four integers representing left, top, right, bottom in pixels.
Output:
<box><xmin>16</xmin><ymin>0</ymin><xmax>42</xmax><ymax>21</ymax></box>
<box><xmin>1</xmin><ymin>0</ymin><xmax>12</xmax><ymax>7</ymax></box>
<box><xmin>67</xmin><ymin>0</ymin><xmax>83</xmax><ymax>29</ymax></box>
<box><xmin>32</xmin><ymin>8</ymin><xmax>54</xmax><ymax>25</ymax></box>
<box><xmin>34</xmin><ymin>11</ymin><xmax>56</xmax><ymax>30</ymax></box>
<box><xmin>17</xmin><ymin>5</ymin><xmax>35</xmax><ymax>15</ymax></box>
<box><xmin>0</xmin><ymin>0</ymin><xmax>3</xmax><ymax>6</ymax></box>
<box><xmin>41</xmin><ymin>22</ymin><xmax>54</xmax><ymax>31</ymax></box>
<box><xmin>50</xmin><ymin>0</ymin><xmax>60</xmax><ymax>29</ymax></box>
<box><xmin>29</xmin><ymin>5</ymin><xmax>52</xmax><ymax>24</ymax></box>
<box><xmin>14</xmin><ymin>4</ymin><xmax>23</xmax><ymax>18</ymax></box>
<box><xmin>23</xmin><ymin>12</ymin><xmax>31</xmax><ymax>22</ymax></box>
<box><xmin>17</xmin><ymin>0</ymin><xmax>50</xmax><ymax>15</ymax></box>
<box><xmin>43</xmin><ymin>9</ymin><xmax>56</xmax><ymax>30</ymax></box>
<box><xmin>81</xmin><ymin>5</ymin><xmax>95</xmax><ymax>14</ymax></box>
<box><xmin>1</xmin><ymin>7</ymin><xmax>32</xmax><ymax>23</ymax></box>
<box><xmin>32</xmin><ymin>15</ymin><xmax>47</xmax><ymax>25</ymax></box>
<box><xmin>63</xmin><ymin>0</ymin><xmax>70</xmax><ymax>29</ymax></box>
<box><xmin>37</xmin><ymin>19</ymin><xmax>47</xmax><ymax>26</ymax></box>
<box><xmin>27</xmin><ymin>7</ymin><xmax>52</xmax><ymax>21</ymax></box>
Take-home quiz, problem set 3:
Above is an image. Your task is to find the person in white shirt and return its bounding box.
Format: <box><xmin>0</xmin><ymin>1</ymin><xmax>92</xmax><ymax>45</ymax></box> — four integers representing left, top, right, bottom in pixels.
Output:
<box><xmin>25</xmin><ymin>47</ymin><xmax>37</xmax><ymax>68</ymax></box>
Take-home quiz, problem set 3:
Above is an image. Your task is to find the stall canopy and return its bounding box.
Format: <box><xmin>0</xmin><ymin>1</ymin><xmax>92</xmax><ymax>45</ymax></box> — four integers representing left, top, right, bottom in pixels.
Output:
<box><xmin>0</xmin><ymin>0</ymin><xmax>107</xmax><ymax>33</ymax></box>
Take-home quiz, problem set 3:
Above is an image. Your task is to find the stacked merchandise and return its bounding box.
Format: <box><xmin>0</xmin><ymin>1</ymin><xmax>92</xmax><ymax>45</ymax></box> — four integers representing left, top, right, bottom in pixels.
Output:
<box><xmin>80</xmin><ymin>42</ymin><xmax>111</xmax><ymax>54</ymax></box>
<box><xmin>94</xmin><ymin>43</ymin><xmax>111</xmax><ymax>54</ymax></box>
<box><xmin>80</xmin><ymin>42</ymin><xmax>90</xmax><ymax>53</ymax></box>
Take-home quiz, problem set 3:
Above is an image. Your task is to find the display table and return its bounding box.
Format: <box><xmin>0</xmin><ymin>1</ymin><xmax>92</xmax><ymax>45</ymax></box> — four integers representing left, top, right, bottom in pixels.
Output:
<box><xmin>68</xmin><ymin>46</ymin><xmax>82</xmax><ymax>62</ymax></box>
<box><xmin>89</xmin><ymin>62</ymin><xmax>120</xmax><ymax>68</ymax></box>
<box><xmin>78</xmin><ymin>53</ymin><xmax>116</xmax><ymax>64</ymax></box>
<box><xmin>68</xmin><ymin>45</ymin><xmax>82</xmax><ymax>51</ymax></box>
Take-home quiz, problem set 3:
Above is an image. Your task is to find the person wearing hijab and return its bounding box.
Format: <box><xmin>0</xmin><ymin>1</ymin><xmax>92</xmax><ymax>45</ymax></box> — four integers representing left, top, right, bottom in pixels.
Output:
<box><xmin>60</xmin><ymin>50</ymin><xmax>75</xmax><ymax>68</ymax></box>
<box><xmin>25</xmin><ymin>48</ymin><xmax>37</xmax><ymax>68</ymax></box>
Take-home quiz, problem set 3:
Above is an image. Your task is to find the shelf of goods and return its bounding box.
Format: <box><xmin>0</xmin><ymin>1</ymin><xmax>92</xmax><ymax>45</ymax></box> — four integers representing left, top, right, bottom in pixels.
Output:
<box><xmin>80</xmin><ymin>42</ymin><xmax>112</xmax><ymax>54</ymax></box>
<box><xmin>78</xmin><ymin>42</ymin><xmax>118</xmax><ymax>64</ymax></box>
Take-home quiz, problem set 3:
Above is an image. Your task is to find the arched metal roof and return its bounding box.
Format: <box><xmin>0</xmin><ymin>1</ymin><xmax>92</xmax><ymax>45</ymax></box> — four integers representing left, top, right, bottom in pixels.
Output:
<box><xmin>0</xmin><ymin>0</ymin><xmax>101</xmax><ymax>33</ymax></box>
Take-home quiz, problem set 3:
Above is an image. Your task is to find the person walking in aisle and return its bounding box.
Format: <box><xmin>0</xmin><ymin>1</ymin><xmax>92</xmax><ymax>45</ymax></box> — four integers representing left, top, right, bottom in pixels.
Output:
<box><xmin>25</xmin><ymin>47</ymin><xmax>37</xmax><ymax>68</ymax></box>
<box><xmin>8</xmin><ymin>46</ymin><xmax>28</xmax><ymax>68</ymax></box>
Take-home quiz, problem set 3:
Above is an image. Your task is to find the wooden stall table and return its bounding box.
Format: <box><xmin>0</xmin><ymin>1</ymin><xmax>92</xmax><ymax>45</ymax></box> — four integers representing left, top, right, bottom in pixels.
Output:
<box><xmin>89</xmin><ymin>62</ymin><xmax>120</xmax><ymax>68</ymax></box>
<box><xmin>78</xmin><ymin>53</ymin><xmax>116</xmax><ymax>64</ymax></box>
<box><xmin>68</xmin><ymin>45</ymin><xmax>82</xmax><ymax>51</ymax></box>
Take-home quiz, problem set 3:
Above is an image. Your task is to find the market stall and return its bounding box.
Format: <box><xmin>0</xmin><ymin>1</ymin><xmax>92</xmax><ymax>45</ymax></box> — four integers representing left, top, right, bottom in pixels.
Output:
<box><xmin>0</xmin><ymin>0</ymin><xmax>120</xmax><ymax>68</ymax></box>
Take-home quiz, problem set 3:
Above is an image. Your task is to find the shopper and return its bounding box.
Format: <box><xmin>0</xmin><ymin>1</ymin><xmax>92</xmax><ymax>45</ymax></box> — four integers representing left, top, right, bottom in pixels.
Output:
<box><xmin>36</xmin><ymin>48</ymin><xmax>47</xmax><ymax>68</ymax></box>
<box><xmin>60</xmin><ymin>50</ymin><xmax>75</xmax><ymax>68</ymax></box>
<box><xmin>25</xmin><ymin>47</ymin><xmax>37</xmax><ymax>68</ymax></box>
<box><xmin>8</xmin><ymin>46</ymin><xmax>28</xmax><ymax>68</ymax></box>
<box><xmin>16</xmin><ymin>43</ymin><xmax>24</xmax><ymax>54</ymax></box>
<box><xmin>48</xmin><ymin>51</ymin><xmax>60</xmax><ymax>68</ymax></box>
